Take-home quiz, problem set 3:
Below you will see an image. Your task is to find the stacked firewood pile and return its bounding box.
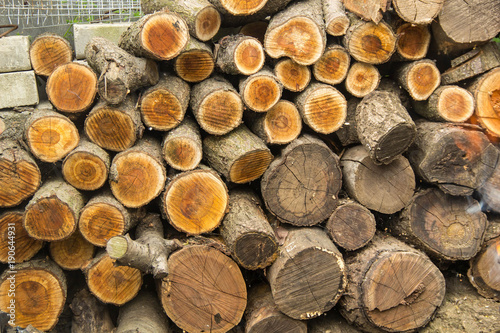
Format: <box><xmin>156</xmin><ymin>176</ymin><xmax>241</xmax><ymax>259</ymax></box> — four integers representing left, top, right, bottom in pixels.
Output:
<box><xmin>1</xmin><ymin>0</ymin><xmax>500</xmax><ymax>332</ymax></box>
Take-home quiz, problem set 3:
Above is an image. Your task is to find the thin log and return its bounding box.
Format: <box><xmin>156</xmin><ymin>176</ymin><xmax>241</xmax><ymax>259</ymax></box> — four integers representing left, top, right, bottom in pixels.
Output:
<box><xmin>313</xmin><ymin>44</ymin><xmax>350</xmax><ymax>86</ymax></box>
<box><xmin>49</xmin><ymin>230</ymin><xmax>95</xmax><ymax>270</ymax></box>
<box><xmin>345</xmin><ymin>62</ymin><xmax>380</xmax><ymax>98</ymax></box>
<box><xmin>274</xmin><ymin>58</ymin><xmax>311</xmax><ymax>92</ymax></box>
<box><xmin>215</xmin><ymin>34</ymin><xmax>265</xmax><ymax>75</ymax></box>
<box><xmin>29</xmin><ymin>33</ymin><xmax>73</xmax><ymax>77</ymax></box>
<box><xmin>0</xmin><ymin>210</ymin><xmax>43</xmax><ymax>263</ymax></box>
<box><xmin>395</xmin><ymin>23</ymin><xmax>431</xmax><ymax>60</ymax></box>
<box><xmin>323</xmin><ymin>0</ymin><xmax>349</xmax><ymax>36</ymax></box>
<box><xmin>174</xmin><ymin>37</ymin><xmax>215</xmax><ymax>82</ymax></box>
<box><xmin>162</xmin><ymin>116</ymin><xmax>202</xmax><ymax>171</ymax></box>
<box><xmin>395</xmin><ymin>59</ymin><xmax>441</xmax><ymax>101</ymax></box>
<box><xmin>239</xmin><ymin>67</ymin><xmax>283</xmax><ymax>112</ymax></box>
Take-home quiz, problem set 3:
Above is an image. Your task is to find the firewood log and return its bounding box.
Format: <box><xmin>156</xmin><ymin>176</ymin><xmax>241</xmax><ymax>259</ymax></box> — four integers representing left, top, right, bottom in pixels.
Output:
<box><xmin>468</xmin><ymin>67</ymin><xmax>500</xmax><ymax>137</ymax></box>
<box><xmin>70</xmin><ymin>289</ymin><xmax>114</xmax><ymax>333</ymax></box>
<box><xmin>392</xmin><ymin>0</ymin><xmax>444</xmax><ymax>24</ymax></box>
<box><xmin>29</xmin><ymin>33</ymin><xmax>73</xmax><ymax>77</ymax></box>
<box><xmin>261</xmin><ymin>134</ymin><xmax>341</xmax><ymax>226</ymax></box>
<box><xmin>335</xmin><ymin>98</ymin><xmax>360</xmax><ymax>147</ymax></box>
<box><xmin>173</xmin><ymin>37</ymin><xmax>215</xmax><ymax>82</ymax></box>
<box><xmin>0</xmin><ymin>258</ymin><xmax>67</xmax><ymax>331</ymax></box>
<box><xmin>274</xmin><ymin>58</ymin><xmax>311</xmax><ymax>92</ymax></box>
<box><xmin>323</xmin><ymin>0</ymin><xmax>349</xmax><ymax>36</ymax></box>
<box><xmin>239</xmin><ymin>67</ymin><xmax>283</xmax><ymax>112</ymax></box>
<box><xmin>342</xmin><ymin>0</ymin><xmax>388</xmax><ymax>23</ymax></box>
<box><xmin>394</xmin><ymin>22</ymin><xmax>431</xmax><ymax>60</ymax></box>
<box><xmin>478</xmin><ymin>162</ymin><xmax>500</xmax><ymax>213</ymax></box>
<box><xmin>162</xmin><ymin>116</ymin><xmax>202</xmax><ymax>171</ymax></box>
<box><xmin>339</xmin><ymin>232</ymin><xmax>446</xmax><ymax>333</ymax></box>
<box><xmin>313</xmin><ymin>44</ymin><xmax>350</xmax><ymax>86</ymax></box>
<box><xmin>49</xmin><ymin>230</ymin><xmax>95</xmax><ymax>270</ymax></box>
<box><xmin>209</xmin><ymin>0</ymin><xmax>268</xmax><ymax>16</ymax></box>
<box><xmin>215</xmin><ymin>34</ymin><xmax>265</xmax><ymax>75</ymax></box>
<box><xmin>395</xmin><ymin>59</ymin><xmax>441</xmax><ymax>101</ymax></box>
<box><xmin>0</xmin><ymin>210</ymin><xmax>43</xmax><ymax>263</ymax></box>
<box><xmin>345</xmin><ymin>62</ymin><xmax>380</xmax><ymax>98</ymax></box>
<box><xmin>468</xmin><ymin>236</ymin><xmax>500</xmax><ymax>300</ymax></box>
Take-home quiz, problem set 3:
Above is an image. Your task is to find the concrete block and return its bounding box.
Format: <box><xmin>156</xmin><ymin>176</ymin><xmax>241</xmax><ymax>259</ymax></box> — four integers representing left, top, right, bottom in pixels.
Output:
<box><xmin>0</xmin><ymin>71</ymin><xmax>39</xmax><ymax>109</ymax></box>
<box><xmin>74</xmin><ymin>23</ymin><xmax>131</xmax><ymax>59</ymax></box>
<box><xmin>0</xmin><ymin>36</ymin><xmax>32</xmax><ymax>73</ymax></box>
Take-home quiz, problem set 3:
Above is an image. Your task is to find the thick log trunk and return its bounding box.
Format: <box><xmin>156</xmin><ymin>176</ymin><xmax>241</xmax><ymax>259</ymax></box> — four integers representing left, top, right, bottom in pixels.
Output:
<box><xmin>313</xmin><ymin>44</ymin><xmax>350</xmax><ymax>86</ymax></box>
<box><xmin>245</xmin><ymin>283</ymin><xmax>307</xmax><ymax>333</ymax></box>
<box><xmin>83</xmin><ymin>251</ymin><xmax>142</xmax><ymax>306</ymax></box>
<box><xmin>203</xmin><ymin>124</ymin><xmax>273</xmax><ymax>183</ymax></box>
<box><xmin>468</xmin><ymin>236</ymin><xmax>500</xmax><ymax>300</ymax></box>
<box><xmin>85</xmin><ymin>96</ymin><xmax>144</xmax><ymax>152</ymax></box>
<box><xmin>345</xmin><ymin>62</ymin><xmax>380</xmax><ymax>98</ymax></box>
<box><xmin>174</xmin><ymin>37</ymin><xmax>215</xmax><ymax>82</ymax></box>
<box><xmin>160</xmin><ymin>245</ymin><xmax>247</xmax><ymax>333</ymax></box>
<box><xmin>340</xmin><ymin>145</ymin><xmax>415</xmax><ymax>214</ymax></box>
<box><xmin>239</xmin><ymin>67</ymin><xmax>282</xmax><ymax>112</ymax></box>
<box><xmin>190</xmin><ymin>76</ymin><xmax>243</xmax><ymax>135</ymax></box>
<box><xmin>264</xmin><ymin>0</ymin><xmax>326</xmax><ymax>66</ymax></box>
<box><xmin>408</xmin><ymin>121</ymin><xmax>499</xmax><ymax>196</ymax></box>
<box><xmin>141</xmin><ymin>0</ymin><xmax>220</xmax><ymax>41</ymax></box>
<box><xmin>342</xmin><ymin>0</ymin><xmax>388</xmax><ymax>23</ymax></box>
<box><xmin>46</xmin><ymin>62</ymin><xmax>97</xmax><ymax>113</ymax></box>
<box><xmin>70</xmin><ymin>289</ymin><xmax>114</xmax><ymax>333</ymax></box>
<box><xmin>389</xmin><ymin>187</ymin><xmax>487</xmax><ymax>261</ymax></box>
<box><xmin>395</xmin><ymin>23</ymin><xmax>431</xmax><ymax>60</ymax></box>
<box><xmin>355</xmin><ymin>90</ymin><xmax>416</xmax><ymax>164</ymax></box>
<box><xmin>49</xmin><ymin>230</ymin><xmax>95</xmax><ymax>270</ymax></box>
<box><xmin>29</xmin><ymin>33</ymin><xmax>73</xmax><ymax>77</ymax></box>
<box><xmin>339</xmin><ymin>232</ymin><xmax>446</xmax><ymax>333</ymax></box>
<box><xmin>106</xmin><ymin>214</ymin><xmax>181</xmax><ymax>278</ymax></box>
<box><xmin>85</xmin><ymin>37</ymin><xmax>159</xmax><ymax>105</ymax></box>
<box><xmin>392</xmin><ymin>0</ymin><xmax>444</xmax><ymax>25</ymax></box>
<box><xmin>0</xmin><ymin>258</ymin><xmax>67</xmax><ymax>331</ymax></box>
<box><xmin>261</xmin><ymin>134</ymin><xmax>341</xmax><ymax>226</ymax></box>
<box><xmin>79</xmin><ymin>191</ymin><xmax>134</xmax><ymax>247</ymax></box>
<box><xmin>267</xmin><ymin>226</ymin><xmax>347</xmax><ymax>320</ymax></box>
<box><xmin>220</xmin><ymin>189</ymin><xmax>278</xmax><ymax>270</ymax></box>
<box><xmin>24</xmin><ymin>177</ymin><xmax>85</xmax><ymax>241</ymax></box>
<box><xmin>274</xmin><ymin>58</ymin><xmax>311</xmax><ymax>92</ymax></box>
<box><xmin>140</xmin><ymin>73</ymin><xmax>190</xmax><ymax>131</ymax></box>
<box><xmin>0</xmin><ymin>210</ymin><xmax>43</xmax><ymax>263</ymax></box>
<box><xmin>215</xmin><ymin>35</ymin><xmax>265</xmax><ymax>75</ymax></box>
<box><xmin>395</xmin><ymin>59</ymin><xmax>441</xmax><ymax>101</ymax></box>
<box><xmin>323</xmin><ymin>0</ymin><xmax>349</xmax><ymax>36</ymax></box>
<box><xmin>0</xmin><ymin>139</ymin><xmax>41</xmax><ymax>207</ymax></box>
<box><xmin>119</xmin><ymin>10</ymin><xmax>190</xmax><ymax>61</ymax></box>
<box><xmin>468</xmin><ymin>67</ymin><xmax>500</xmax><ymax>137</ymax></box>
<box><xmin>161</xmin><ymin>167</ymin><xmax>229</xmax><ymax>235</ymax></box>
<box><xmin>162</xmin><ymin>116</ymin><xmax>202</xmax><ymax>171</ymax></box>
<box><xmin>326</xmin><ymin>198</ymin><xmax>376</xmax><ymax>251</ymax></box>
<box><xmin>62</xmin><ymin>137</ymin><xmax>110</xmax><ymax>191</ymax></box>
<box><xmin>24</xmin><ymin>110</ymin><xmax>79</xmax><ymax>163</ymax></box>
<box><xmin>295</xmin><ymin>82</ymin><xmax>347</xmax><ymax>134</ymax></box>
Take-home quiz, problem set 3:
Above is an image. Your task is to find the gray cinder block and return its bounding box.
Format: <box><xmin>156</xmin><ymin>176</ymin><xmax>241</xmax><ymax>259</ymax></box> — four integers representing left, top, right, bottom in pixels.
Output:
<box><xmin>74</xmin><ymin>23</ymin><xmax>131</xmax><ymax>59</ymax></box>
<box><xmin>0</xmin><ymin>71</ymin><xmax>39</xmax><ymax>109</ymax></box>
<box><xmin>0</xmin><ymin>36</ymin><xmax>32</xmax><ymax>73</ymax></box>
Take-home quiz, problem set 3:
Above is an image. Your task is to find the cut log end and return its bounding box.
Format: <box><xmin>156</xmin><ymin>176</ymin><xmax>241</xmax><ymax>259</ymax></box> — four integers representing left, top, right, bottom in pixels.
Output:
<box><xmin>242</xmin><ymin>75</ymin><xmax>282</xmax><ymax>112</ymax></box>
<box><xmin>195</xmin><ymin>6</ymin><xmax>221</xmax><ymax>41</ymax></box>
<box><xmin>437</xmin><ymin>86</ymin><xmax>475</xmax><ymax>122</ymax></box>
<box><xmin>274</xmin><ymin>59</ymin><xmax>311</xmax><ymax>92</ymax></box>
<box><xmin>234</xmin><ymin>38</ymin><xmax>265</xmax><ymax>75</ymax></box>
<box><xmin>175</xmin><ymin>50</ymin><xmax>214</xmax><ymax>83</ymax></box>
<box><xmin>62</xmin><ymin>151</ymin><xmax>108</xmax><ymax>191</ymax></box>
<box><xmin>197</xmin><ymin>90</ymin><xmax>243</xmax><ymax>135</ymax></box>
<box><xmin>327</xmin><ymin>16</ymin><xmax>350</xmax><ymax>36</ymax></box>
<box><xmin>0</xmin><ymin>211</ymin><xmax>43</xmax><ymax>263</ymax></box>
<box><xmin>262</xmin><ymin>100</ymin><xmax>302</xmax><ymax>144</ymax></box>
<box><xmin>398</xmin><ymin>60</ymin><xmax>441</xmax><ymax>101</ymax></box>
<box><xmin>470</xmin><ymin>68</ymin><xmax>500</xmax><ymax>137</ymax></box>
<box><xmin>229</xmin><ymin>149</ymin><xmax>273</xmax><ymax>183</ymax></box>
<box><xmin>313</xmin><ymin>45</ymin><xmax>350</xmax><ymax>86</ymax></box>
<box><xmin>345</xmin><ymin>21</ymin><xmax>396</xmax><ymax>65</ymax></box>
<box><xmin>49</xmin><ymin>231</ymin><xmax>95</xmax><ymax>270</ymax></box>
<box><xmin>393</xmin><ymin>0</ymin><xmax>444</xmax><ymax>25</ymax></box>
<box><xmin>468</xmin><ymin>237</ymin><xmax>500</xmax><ymax>300</ymax></box>
<box><xmin>345</xmin><ymin>62</ymin><xmax>380</xmax><ymax>98</ymax></box>
<box><xmin>163</xmin><ymin>137</ymin><xmax>202</xmax><ymax>171</ymax></box>
<box><xmin>46</xmin><ymin>63</ymin><xmax>97</xmax><ymax>113</ymax></box>
<box><xmin>106</xmin><ymin>236</ymin><xmax>128</xmax><ymax>259</ymax></box>
<box><xmin>222</xmin><ymin>0</ymin><xmax>267</xmax><ymax>15</ymax></box>
<box><xmin>396</xmin><ymin>23</ymin><xmax>431</xmax><ymax>60</ymax></box>
<box><xmin>30</xmin><ymin>34</ymin><xmax>73</xmax><ymax>77</ymax></box>
<box><xmin>141</xmin><ymin>90</ymin><xmax>184</xmax><ymax>131</ymax></box>
<box><xmin>300</xmin><ymin>85</ymin><xmax>347</xmax><ymax>134</ymax></box>
<box><xmin>79</xmin><ymin>202</ymin><xmax>127</xmax><ymax>247</ymax></box>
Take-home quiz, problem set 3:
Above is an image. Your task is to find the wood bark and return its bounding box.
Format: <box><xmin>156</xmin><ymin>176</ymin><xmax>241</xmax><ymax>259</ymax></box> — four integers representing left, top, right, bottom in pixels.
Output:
<box><xmin>395</xmin><ymin>23</ymin><xmax>431</xmax><ymax>60</ymax></box>
<box><xmin>408</xmin><ymin>121</ymin><xmax>499</xmax><ymax>196</ymax></box>
<box><xmin>46</xmin><ymin>62</ymin><xmax>98</xmax><ymax>113</ymax></box>
<box><xmin>109</xmin><ymin>136</ymin><xmax>166</xmax><ymax>208</ymax></box>
<box><xmin>106</xmin><ymin>213</ymin><xmax>181</xmax><ymax>279</ymax></box>
<box><xmin>239</xmin><ymin>67</ymin><xmax>283</xmax><ymax>112</ymax></box>
<box><xmin>161</xmin><ymin>167</ymin><xmax>229</xmax><ymax>235</ymax></box>
<box><xmin>295</xmin><ymin>82</ymin><xmax>347</xmax><ymax>134</ymax></box>
<box><xmin>190</xmin><ymin>76</ymin><xmax>244</xmax><ymax>135</ymax></box>
<box><xmin>162</xmin><ymin>116</ymin><xmax>202</xmax><ymax>171</ymax></box>
<box><xmin>29</xmin><ymin>33</ymin><xmax>73</xmax><ymax>77</ymax></box>
<box><xmin>0</xmin><ymin>139</ymin><xmax>41</xmax><ymax>207</ymax></box>
<box><xmin>343</xmin><ymin>16</ymin><xmax>396</xmax><ymax>65</ymax></box>
<box><xmin>395</xmin><ymin>59</ymin><xmax>441</xmax><ymax>101</ymax></box>
<box><xmin>267</xmin><ymin>226</ymin><xmax>347</xmax><ymax>320</ymax></box>
<box><xmin>85</xmin><ymin>36</ymin><xmax>159</xmax><ymax>105</ymax></box>
<box><xmin>0</xmin><ymin>258</ymin><xmax>67</xmax><ymax>331</ymax></box>
<box><xmin>24</xmin><ymin>109</ymin><xmax>80</xmax><ymax>163</ymax></box>
<box><xmin>468</xmin><ymin>67</ymin><xmax>500</xmax><ymax>137</ymax></box>
<box><xmin>0</xmin><ymin>210</ymin><xmax>43</xmax><ymax>263</ymax></box>
<box><xmin>247</xmin><ymin>99</ymin><xmax>302</xmax><ymax>145</ymax></box>
<box><xmin>245</xmin><ymin>283</ymin><xmax>307</xmax><ymax>333</ymax></box>
<box><xmin>173</xmin><ymin>37</ymin><xmax>214</xmax><ymax>82</ymax></box>
<box><xmin>273</xmin><ymin>58</ymin><xmax>311</xmax><ymax>92</ymax></box>
<box><xmin>79</xmin><ymin>191</ymin><xmax>134</xmax><ymax>247</ymax></box>
<box><xmin>323</xmin><ymin>0</ymin><xmax>349</xmax><ymax>36</ymax></box>
<box><xmin>264</xmin><ymin>0</ymin><xmax>326</xmax><ymax>66</ymax></box>
<box><xmin>70</xmin><ymin>289</ymin><xmax>114</xmax><ymax>333</ymax></box>
<box><xmin>261</xmin><ymin>134</ymin><xmax>342</xmax><ymax>226</ymax></box>
<box><xmin>83</xmin><ymin>251</ymin><xmax>142</xmax><ymax>306</ymax></box>
<box><xmin>345</xmin><ymin>62</ymin><xmax>380</xmax><ymax>98</ymax></box>
<box><xmin>24</xmin><ymin>177</ymin><xmax>85</xmax><ymax>241</ymax></box>
<box><xmin>356</xmin><ymin>90</ymin><xmax>415</xmax><ymax>164</ymax></box>
<box><xmin>392</xmin><ymin>0</ymin><xmax>444</xmax><ymax>25</ymax></box>
<box><xmin>62</xmin><ymin>137</ymin><xmax>110</xmax><ymax>191</ymax></box>
<box><xmin>313</xmin><ymin>44</ymin><xmax>350</xmax><ymax>86</ymax></box>
<box><xmin>0</xmin><ymin>109</ymin><xmax>33</xmax><ymax>144</ymax></box>
<box><xmin>49</xmin><ymin>230</ymin><xmax>95</xmax><ymax>270</ymax></box>
<box><xmin>215</xmin><ymin>34</ymin><xmax>265</xmax><ymax>75</ymax></box>
<box><xmin>326</xmin><ymin>198</ymin><xmax>376</xmax><ymax>251</ymax></box>
<box><xmin>412</xmin><ymin>85</ymin><xmax>475</xmax><ymax>123</ymax></box>
<box><xmin>203</xmin><ymin>124</ymin><xmax>273</xmax><ymax>183</ymax></box>
<box><xmin>339</xmin><ymin>232</ymin><xmax>446</xmax><ymax>333</ymax></box>
<box><xmin>119</xmin><ymin>10</ymin><xmax>189</xmax><ymax>61</ymax></box>
<box><xmin>388</xmin><ymin>187</ymin><xmax>487</xmax><ymax>261</ymax></box>
<box><xmin>335</xmin><ymin>98</ymin><xmax>360</xmax><ymax>147</ymax></box>
<box><xmin>220</xmin><ymin>189</ymin><xmax>278</xmax><ymax>270</ymax></box>
<box><xmin>85</xmin><ymin>96</ymin><xmax>144</xmax><ymax>152</ymax></box>
<box><xmin>160</xmin><ymin>245</ymin><xmax>247</xmax><ymax>333</ymax></box>
<box><xmin>140</xmin><ymin>72</ymin><xmax>190</xmax><ymax>131</ymax></box>
<box><xmin>377</xmin><ymin>77</ymin><xmax>413</xmax><ymax>110</ymax></box>
<box><xmin>141</xmin><ymin>0</ymin><xmax>221</xmax><ymax>41</ymax></box>
<box><xmin>478</xmin><ymin>160</ymin><xmax>500</xmax><ymax>213</ymax></box>
<box><xmin>342</xmin><ymin>0</ymin><xmax>388</xmax><ymax>23</ymax></box>
<box><xmin>468</xmin><ymin>237</ymin><xmax>500</xmax><ymax>300</ymax></box>
<box><xmin>340</xmin><ymin>145</ymin><xmax>415</xmax><ymax>214</ymax></box>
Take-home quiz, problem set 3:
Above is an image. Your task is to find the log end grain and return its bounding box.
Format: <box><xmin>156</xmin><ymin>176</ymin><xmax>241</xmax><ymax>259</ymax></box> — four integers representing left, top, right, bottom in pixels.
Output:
<box><xmin>436</xmin><ymin>86</ymin><xmax>475</xmax><ymax>122</ymax></box>
<box><xmin>313</xmin><ymin>45</ymin><xmax>350</xmax><ymax>86</ymax></box>
<box><xmin>274</xmin><ymin>58</ymin><xmax>311</xmax><ymax>92</ymax></box>
<box><xmin>242</xmin><ymin>74</ymin><xmax>282</xmax><ymax>112</ymax></box>
<box><xmin>234</xmin><ymin>37</ymin><xmax>265</xmax><ymax>75</ymax></box>
<box><xmin>195</xmin><ymin>6</ymin><xmax>221</xmax><ymax>41</ymax></box>
<box><xmin>221</xmin><ymin>0</ymin><xmax>268</xmax><ymax>15</ymax></box>
<box><xmin>260</xmin><ymin>100</ymin><xmax>302</xmax><ymax>144</ymax></box>
<box><xmin>399</xmin><ymin>59</ymin><xmax>441</xmax><ymax>101</ymax></box>
<box><xmin>195</xmin><ymin>89</ymin><xmax>243</xmax><ymax>135</ymax></box>
<box><xmin>140</xmin><ymin>90</ymin><xmax>184</xmax><ymax>131</ymax></box>
<box><xmin>0</xmin><ymin>211</ymin><xmax>43</xmax><ymax>263</ymax></box>
<box><xmin>163</xmin><ymin>136</ymin><xmax>203</xmax><ymax>171</ymax></box>
<box><xmin>29</xmin><ymin>33</ymin><xmax>73</xmax><ymax>77</ymax></box>
<box><xmin>175</xmin><ymin>49</ymin><xmax>214</xmax><ymax>83</ymax></box>
<box><xmin>79</xmin><ymin>201</ymin><xmax>128</xmax><ymax>247</ymax></box>
<box><xmin>470</xmin><ymin>67</ymin><xmax>500</xmax><ymax>137</ymax></box>
<box><xmin>49</xmin><ymin>231</ymin><xmax>95</xmax><ymax>270</ymax></box>
<box><xmin>468</xmin><ymin>237</ymin><xmax>500</xmax><ymax>300</ymax></box>
<box><xmin>62</xmin><ymin>150</ymin><xmax>109</xmax><ymax>191</ymax></box>
<box><xmin>345</xmin><ymin>20</ymin><xmax>396</xmax><ymax>65</ymax></box>
<box><xmin>345</xmin><ymin>62</ymin><xmax>380</xmax><ymax>98</ymax></box>
<box><xmin>396</xmin><ymin>23</ymin><xmax>431</xmax><ymax>60</ymax></box>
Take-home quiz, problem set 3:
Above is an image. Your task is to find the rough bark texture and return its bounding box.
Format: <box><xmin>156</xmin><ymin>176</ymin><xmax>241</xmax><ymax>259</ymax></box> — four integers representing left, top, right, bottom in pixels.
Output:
<box><xmin>0</xmin><ymin>110</ymin><xmax>33</xmax><ymax>144</ymax></box>
<box><xmin>340</xmin><ymin>145</ymin><xmax>415</xmax><ymax>214</ymax></box>
<box><xmin>215</xmin><ymin>34</ymin><xmax>265</xmax><ymax>75</ymax></box>
<box><xmin>468</xmin><ymin>67</ymin><xmax>500</xmax><ymax>137</ymax></box>
<box><xmin>267</xmin><ymin>226</ymin><xmax>347</xmax><ymax>320</ymax></box>
<box><xmin>29</xmin><ymin>33</ymin><xmax>73</xmax><ymax>77</ymax></box>
<box><xmin>335</xmin><ymin>98</ymin><xmax>360</xmax><ymax>147</ymax></box>
<box><xmin>85</xmin><ymin>96</ymin><xmax>144</xmax><ymax>152</ymax></box>
<box><xmin>323</xmin><ymin>0</ymin><xmax>349</xmax><ymax>36</ymax></box>
<box><xmin>313</xmin><ymin>44</ymin><xmax>350</xmax><ymax>86</ymax></box>
<box><xmin>467</xmin><ymin>237</ymin><xmax>500</xmax><ymax>300</ymax></box>
<box><xmin>24</xmin><ymin>177</ymin><xmax>85</xmax><ymax>241</ymax></box>
<box><xmin>395</xmin><ymin>59</ymin><xmax>441</xmax><ymax>101</ymax></box>
<box><xmin>478</xmin><ymin>159</ymin><xmax>500</xmax><ymax>213</ymax></box>
<box><xmin>342</xmin><ymin>0</ymin><xmax>388</xmax><ymax>23</ymax></box>
<box><xmin>220</xmin><ymin>189</ymin><xmax>278</xmax><ymax>270</ymax></box>
<box><xmin>0</xmin><ymin>210</ymin><xmax>43</xmax><ymax>263</ymax></box>
<box><xmin>70</xmin><ymin>289</ymin><xmax>114</xmax><ymax>333</ymax></box>
<box><xmin>239</xmin><ymin>67</ymin><xmax>283</xmax><ymax>112</ymax></box>
<box><xmin>49</xmin><ymin>230</ymin><xmax>95</xmax><ymax>270</ymax></box>
<box><xmin>203</xmin><ymin>124</ymin><xmax>273</xmax><ymax>183</ymax></box>
<box><xmin>140</xmin><ymin>72</ymin><xmax>190</xmax><ymax>131</ymax></box>
<box><xmin>392</xmin><ymin>0</ymin><xmax>444</xmax><ymax>24</ymax></box>
<box><xmin>395</xmin><ymin>22</ymin><xmax>431</xmax><ymax>60</ymax></box>
<box><xmin>174</xmin><ymin>37</ymin><xmax>215</xmax><ymax>82</ymax></box>
<box><xmin>106</xmin><ymin>214</ymin><xmax>182</xmax><ymax>279</ymax></box>
<box><xmin>261</xmin><ymin>134</ymin><xmax>341</xmax><ymax>226</ymax></box>
<box><xmin>85</xmin><ymin>37</ymin><xmax>159</xmax><ymax>105</ymax></box>
<box><xmin>162</xmin><ymin>116</ymin><xmax>202</xmax><ymax>171</ymax></box>
<box><xmin>407</xmin><ymin>121</ymin><xmax>499</xmax><ymax>196</ymax></box>
<box><xmin>274</xmin><ymin>58</ymin><xmax>311</xmax><ymax>92</ymax></box>
<box><xmin>160</xmin><ymin>245</ymin><xmax>247</xmax><ymax>333</ymax></box>
<box><xmin>345</xmin><ymin>62</ymin><xmax>380</xmax><ymax>98</ymax></box>
<box><xmin>356</xmin><ymin>90</ymin><xmax>416</xmax><ymax>164</ymax></box>
<box><xmin>339</xmin><ymin>232</ymin><xmax>446</xmax><ymax>333</ymax></box>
